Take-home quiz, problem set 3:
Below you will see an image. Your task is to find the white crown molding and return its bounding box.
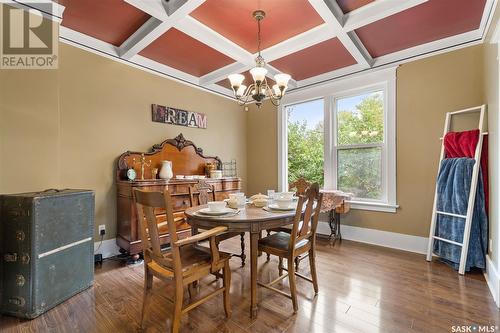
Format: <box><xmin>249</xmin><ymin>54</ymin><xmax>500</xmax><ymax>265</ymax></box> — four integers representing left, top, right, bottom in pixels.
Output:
<box><xmin>5</xmin><ymin>0</ymin><xmax>65</xmax><ymax>23</ymax></box>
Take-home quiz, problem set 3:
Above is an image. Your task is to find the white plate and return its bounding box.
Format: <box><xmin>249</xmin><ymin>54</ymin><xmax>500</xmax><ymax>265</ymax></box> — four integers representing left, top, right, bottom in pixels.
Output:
<box><xmin>197</xmin><ymin>207</ymin><xmax>235</xmax><ymax>216</ymax></box>
<box><xmin>268</xmin><ymin>203</ymin><xmax>296</xmax><ymax>211</ymax></box>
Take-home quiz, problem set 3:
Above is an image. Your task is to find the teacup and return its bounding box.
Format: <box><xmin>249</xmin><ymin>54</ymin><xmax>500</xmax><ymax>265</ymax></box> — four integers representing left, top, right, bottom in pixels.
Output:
<box><xmin>207</xmin><ymin>201</ymin><xmax>226</xmax><ymax>212</ymax></box>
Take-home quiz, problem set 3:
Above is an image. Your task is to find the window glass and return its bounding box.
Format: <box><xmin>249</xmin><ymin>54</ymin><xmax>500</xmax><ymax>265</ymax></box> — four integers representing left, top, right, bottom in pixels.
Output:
<box><xmin>336</xmin><ymin>91</ymin><xmax>384</xmax><ymax>146</ymax></box>
<box><xmin>286</xmin><ymin>99</ymin><xmax>324</xmax><ymax>187</ymax></box>
<box><xmin>337</xmin><ymin>147</ymin><xmax>383</xmax><ymax>200</ymax></box>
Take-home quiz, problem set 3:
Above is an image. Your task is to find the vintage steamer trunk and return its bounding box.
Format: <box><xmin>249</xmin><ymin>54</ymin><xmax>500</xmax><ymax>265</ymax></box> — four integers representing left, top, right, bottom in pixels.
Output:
<box><xmin>0</xmin><ymin>189</ymin><xmax>95</xmax><ymax>319</ymax></box>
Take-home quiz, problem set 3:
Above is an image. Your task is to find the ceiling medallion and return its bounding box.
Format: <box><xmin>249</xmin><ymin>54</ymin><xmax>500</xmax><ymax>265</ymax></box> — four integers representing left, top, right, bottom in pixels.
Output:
<box><xmin>227</xmin><ymin>10</ymin><xmax>291</xmax><ymax>108</ymax></box>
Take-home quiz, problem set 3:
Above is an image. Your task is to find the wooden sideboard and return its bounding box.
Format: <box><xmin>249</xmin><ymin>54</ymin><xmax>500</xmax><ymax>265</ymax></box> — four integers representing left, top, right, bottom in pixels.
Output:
<box><xmin>116</xmin><ymin>134</ymin><xmax>241</xmax><ymax>257</ymax></box>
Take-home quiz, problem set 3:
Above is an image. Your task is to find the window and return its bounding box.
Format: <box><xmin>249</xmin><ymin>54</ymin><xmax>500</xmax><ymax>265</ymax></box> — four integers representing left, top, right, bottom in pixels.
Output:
<box><xmin>278</xmin><ymin>68</ymin><xmax>397</xmax><ymax>212</ymax></box>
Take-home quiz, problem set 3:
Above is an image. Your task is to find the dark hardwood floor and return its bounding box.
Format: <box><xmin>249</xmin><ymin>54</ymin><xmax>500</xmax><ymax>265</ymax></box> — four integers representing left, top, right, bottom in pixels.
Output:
<box><xmin>1</xmin><ymin>237</ymin><xmax>499</xmax><ymax>332</ymax></box>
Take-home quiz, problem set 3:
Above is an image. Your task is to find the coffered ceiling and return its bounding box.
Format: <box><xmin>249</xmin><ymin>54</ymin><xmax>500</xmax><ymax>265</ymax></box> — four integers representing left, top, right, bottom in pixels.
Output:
<box><xmin>43</xmin><ymin>0</ymin><xmax>498</xmax><ymax>97</ymax></box>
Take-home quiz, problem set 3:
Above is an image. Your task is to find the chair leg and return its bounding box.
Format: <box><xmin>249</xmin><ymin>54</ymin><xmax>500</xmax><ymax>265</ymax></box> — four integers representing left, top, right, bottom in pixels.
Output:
<box><xmin>222</xmin><ymin>261</ymin><xmax>232</xmax><ymax>318</ymax></box>
<box><xmin>266</xmin><ymin>230</ymin><xmax>271</xmax><ymax>261</ymax></box>
<box><xmin>295</xmin><ymin>256</ymin><xmax>300</xmax><ymax>270</ymax></box>
<box><xmin>240</xmin><ymin>233</ymin><xmax>246</xmax><ymax>267</ymax></box>
<box><xmin>278</xmin><ymin>256</ymin><xmax>284</xmax><ymax>276</ymax></box>
<box><xmin>287</xmin><ymin>256</ymin><xmax>298</xmax><ymax>313</ymax></box>
<box><xmin>309</xmin><ymin>250</ymin><xmax>319</xmax><ymax>294</ymax></box>
<box><xmin>171</xmin><ymin>280</ymin><xmax>183</xmax><ymax>333</ymax></box>
<box><xmin>141</xmin><ymin>269</ymin><xmax>153</xmax><ymax>329</ymax></box>
<box><xmin>187</xmin><ymin>282</ymin><xmax>196</xmax><ymax>299</ymax></box>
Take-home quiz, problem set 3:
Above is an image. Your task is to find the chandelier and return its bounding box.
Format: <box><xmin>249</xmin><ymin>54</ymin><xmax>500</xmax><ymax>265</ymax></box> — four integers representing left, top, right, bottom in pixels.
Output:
<box><xmin>227</xmin><ymin>10</ymin><xmax>291</xmax><ymax>108</ymax></box>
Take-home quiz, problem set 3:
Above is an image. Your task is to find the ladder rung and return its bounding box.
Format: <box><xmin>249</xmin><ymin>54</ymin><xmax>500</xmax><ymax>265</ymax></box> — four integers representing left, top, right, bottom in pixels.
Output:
<box><xmin>432</xmin><ymin>236</ymin><xmax>463</xmax><ymax>246</ymax></box>
<box><xmin>436</xmin><ymin>211</ymin><xmax>466</xmax><ymax>219</ymax></box>
<box><xmin>439</xmin><ymin>132</ymin><xmax>488</xmax><ymax>140</ymax></box>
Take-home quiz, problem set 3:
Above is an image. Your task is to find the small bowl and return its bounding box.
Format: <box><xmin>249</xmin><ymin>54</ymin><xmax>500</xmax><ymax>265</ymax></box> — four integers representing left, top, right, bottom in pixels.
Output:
<box><xmin>208</xmin><ymin>201</ymin><xmax>226</xmax><ymax>212</ymax></box>
<box><xmin>275</xmin><ymin>198</ymin><xmax>293</xmax><ymax>209</ymax></box>
<box><xmin>275</xmin><ymin>192</ymin><xmax>295</xmax><ymax>200</ymax></box>
<box><xmin>176</xmin><ymin>175</ymin><xmax>185</xmax><ymax>179</ymax></box>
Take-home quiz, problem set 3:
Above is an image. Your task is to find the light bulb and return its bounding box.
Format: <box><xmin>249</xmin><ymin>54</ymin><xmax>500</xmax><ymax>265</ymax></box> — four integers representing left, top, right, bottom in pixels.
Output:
<box><xmin>228</xmin><ymin>74</ymin><xmax>245</xmax><ymax>88</ymax></box>
<box><xmin>274</xmin><ymin>73</ymin><xmax>291</xmax><ymax>88</ymax></box>
<box><xmin>272</xmin><ymin>84</ymin><xmax>282</xmax><ymax>97</ymax></box>
<box><xmin>250</xmin><ymin>66</ymin><xmax>268</xmax><ymax>82</ymax></box>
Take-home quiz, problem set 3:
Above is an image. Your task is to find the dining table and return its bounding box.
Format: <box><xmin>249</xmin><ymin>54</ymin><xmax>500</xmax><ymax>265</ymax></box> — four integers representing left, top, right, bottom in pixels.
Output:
<box><xmin>184</xmin><ymin>204</ymin><xmax>297</xmax><ymax>318</ymax></box>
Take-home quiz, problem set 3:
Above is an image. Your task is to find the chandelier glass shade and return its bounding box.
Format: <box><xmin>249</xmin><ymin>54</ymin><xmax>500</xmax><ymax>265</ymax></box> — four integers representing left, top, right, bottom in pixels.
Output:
<box><xmin>227</xmin><ymin>10</ymin><xmax>292</xmax><ymax>108</ymax></box>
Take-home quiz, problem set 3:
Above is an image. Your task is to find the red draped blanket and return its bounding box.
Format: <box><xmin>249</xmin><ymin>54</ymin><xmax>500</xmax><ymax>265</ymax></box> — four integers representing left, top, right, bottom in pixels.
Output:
<box><xmin>444</xmin><ymin>129</ymin><xmax>488</xmax><ymax>214</ymax></box>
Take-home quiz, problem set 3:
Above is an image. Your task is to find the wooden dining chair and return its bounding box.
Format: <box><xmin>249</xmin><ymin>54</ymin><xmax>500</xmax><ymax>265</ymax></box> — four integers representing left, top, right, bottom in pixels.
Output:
<box><xmin>258</xmin><ymin>183</ymin><xmax>323</xmax><ymax>313</ymax></box>
<box><xmin>134</xmin><ymin>188</ymin><xmax>231</xmax><ymax>333</ymax></box>
<box><xmin>188</xmin><ymin>180</ymin><xmax>246</xmax><ymax>266</ymax></box>
<box><xmin>266</xmin><ymin>176</ymin><xmax>312</xmax><ymax>267</ymax></box>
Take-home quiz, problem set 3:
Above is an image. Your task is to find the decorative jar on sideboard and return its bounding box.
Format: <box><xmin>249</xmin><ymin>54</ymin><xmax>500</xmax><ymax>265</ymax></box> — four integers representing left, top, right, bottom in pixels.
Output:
<box><xmin>159</xmin><ymin>160</ymin><xmax>173</xmax><ymax>180</ymax></box>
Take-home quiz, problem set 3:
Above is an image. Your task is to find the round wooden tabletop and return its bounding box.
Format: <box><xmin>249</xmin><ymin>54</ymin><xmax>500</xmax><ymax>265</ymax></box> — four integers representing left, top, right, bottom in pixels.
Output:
<box><xmin>184</xmin><ymin>204</ymin><xmax>296</xmax><ymax>233</ymax></box>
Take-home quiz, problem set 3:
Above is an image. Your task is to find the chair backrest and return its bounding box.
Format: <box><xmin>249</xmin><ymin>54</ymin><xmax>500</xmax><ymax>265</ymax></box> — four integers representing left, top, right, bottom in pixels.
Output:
<box><xmin>289</xmin><ymin>177</ymin><xmax>311</xmax><ymax>195</ymax></box>
<box><xmin>188</xmin><ymin>180</ymin><xmax>216</xmax><ymax>206</ymax></box>
<box><xmin>134</xmin><ymin>189</ymin><xmax>181</xmax><ymax>274</ymax></box>
<box><xmin>289</xmin><ymin>183</ymin><xmax>323</xmax><ymax>250</ymax></box>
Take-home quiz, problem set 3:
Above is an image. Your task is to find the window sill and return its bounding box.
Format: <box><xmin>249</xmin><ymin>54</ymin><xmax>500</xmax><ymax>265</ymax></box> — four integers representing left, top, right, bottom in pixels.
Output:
<box><xmin>347</xmin><ymin>200</ymin><xmax>399</xmax><ymax>213</ymax></box>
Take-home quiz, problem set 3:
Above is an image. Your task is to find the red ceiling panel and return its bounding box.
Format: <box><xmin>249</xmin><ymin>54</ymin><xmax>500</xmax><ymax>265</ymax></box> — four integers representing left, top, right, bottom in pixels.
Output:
<box><xmin>139</xmin><ymin>28</ymin><xmax>235</xmax><ymax>77</ymax></box>
<box><xmin>190</xmin><ymin>0</ymin><xmax>324</xmax><ymax>53</ymax></box>
<box><xmin>270</xmin><ymin>38</ymin><xmax>357</xmax><ymax>80</ymax></box>
<box><xmin>58</xmin><ymin>0</ymin><xmax>150</xmax><ymax>46</ymax></box>
<box><xmin>355</xmin><ymin>0</ymin><xmax>486</xmax><ymax>58</ymax></box>
<box><xmin>336</xmin><ymin>0</ymin><xmax>375</xmax><ymax>13</ymax></box>
<box><xmin>216</xmin><ymin>70</ymin><xmax>275</xmax><ymax>90</ymax></box>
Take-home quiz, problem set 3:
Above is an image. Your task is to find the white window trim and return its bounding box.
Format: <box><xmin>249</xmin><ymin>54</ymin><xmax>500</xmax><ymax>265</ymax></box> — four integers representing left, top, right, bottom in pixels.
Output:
<box><xmin>278</xmin><ymin>67</ymin><xmax>398</xmax><ymax>213</ymax></box>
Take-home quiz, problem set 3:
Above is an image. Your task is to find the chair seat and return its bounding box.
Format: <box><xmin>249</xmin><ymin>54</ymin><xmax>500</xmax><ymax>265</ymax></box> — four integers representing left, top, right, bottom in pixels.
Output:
<box><xmin>161</xmin><ymin>245</ymin><xmax>230</xmax><ymax>273</ymax></box>
<box><xmin>258</xmin><ymin>232</ymin><xmax>309</xmax><ymax>252</ymax></box>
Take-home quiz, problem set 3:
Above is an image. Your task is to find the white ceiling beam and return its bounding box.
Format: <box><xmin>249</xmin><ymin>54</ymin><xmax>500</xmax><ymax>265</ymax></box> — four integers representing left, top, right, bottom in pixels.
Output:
<box><xmin>266</xmin><ymin>65</ymin><xmax>298</xmax><ymax>88</ymax></box>
<box><xmin>307</xmin><ymin>0</ymin><xmax>373</xmax><ymax>68</ymax></box>
<box><xmin>176</xmin><ymin>16</ymin><xmax>254</xmax><ymax>64</ymax></box>
<box><xmin>118</xmin><ymin>18</ymin><xmax>169</xmax><ymax>59</ymax></box>
<box><xmin>259</xmin><ymin>24</ymin><xmax>336</xmax><ymax>62</ymax></box>
<box><xmin>199</xmin><ymin>62</ymin><xmax>250</xmax><ymax>86</ymax></box>
<box><xmin>343</xmin><ymin>0</ymin><xmax>428</xmax><ymax>31</ymax></box>
<box><xmin>119</xmin><ymin>0</ymin><xmax>206</xmax><ymax>60</ymax></box>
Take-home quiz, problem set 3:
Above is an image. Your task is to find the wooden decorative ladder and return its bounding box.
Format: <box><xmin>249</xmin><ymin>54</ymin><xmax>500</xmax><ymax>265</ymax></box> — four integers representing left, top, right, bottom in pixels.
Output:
<box><xmin>426</xmin><ymin>105</ymin><xmax>487</xmax><ymax>275</ymax></box>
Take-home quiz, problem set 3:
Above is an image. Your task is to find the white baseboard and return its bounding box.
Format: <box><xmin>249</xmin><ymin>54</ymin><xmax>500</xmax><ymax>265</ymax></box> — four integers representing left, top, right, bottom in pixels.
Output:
<box><xmin>94</xmin><ymin>238</ymin><xmax>121</xmax><ymax>259</ymax></box>
<box><xmin>317</xmin><ymin>222</ymin><xmax>429</xmax><ymax>254</ymax></box>
<box><xmin>484</xmin><ymin>254</ymin><xmax>500</xmax><ymax>308</ymax></box>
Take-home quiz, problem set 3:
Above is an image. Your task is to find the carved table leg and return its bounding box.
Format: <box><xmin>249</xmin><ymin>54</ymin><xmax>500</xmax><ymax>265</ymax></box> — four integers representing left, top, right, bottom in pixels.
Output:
<box><xmin>328</xmin><ymin>210</ymin><xmax>335</xmax><ymax>243</ymax></box>
<box><xmin>335</xmin><ymin>211</ymin><xmax>342</xmax><ymax>242</ymax></box>
<box><xmin>250</xmin><ymin>232</ymin><xmax>259</xmax><ymax>318</ymax></box>
<box><xmin>266</xmin><ymin>230</ymin><xmax>271</xmax><ymax>261</ymax></box>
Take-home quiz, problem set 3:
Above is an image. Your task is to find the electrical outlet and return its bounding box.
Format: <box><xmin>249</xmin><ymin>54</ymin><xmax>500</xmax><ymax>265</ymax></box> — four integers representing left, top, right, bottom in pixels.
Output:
<box><xmin>98</xmin><ymin>225</ymin><xmax>106</xmax><ymax>236</ymax></box>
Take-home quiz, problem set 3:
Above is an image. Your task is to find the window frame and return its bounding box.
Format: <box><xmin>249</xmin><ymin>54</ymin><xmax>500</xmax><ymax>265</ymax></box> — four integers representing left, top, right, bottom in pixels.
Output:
<box><xmin>278</xmin><ymin>67</ymin><xmax>398</xmax><ymax>213</ymax></box>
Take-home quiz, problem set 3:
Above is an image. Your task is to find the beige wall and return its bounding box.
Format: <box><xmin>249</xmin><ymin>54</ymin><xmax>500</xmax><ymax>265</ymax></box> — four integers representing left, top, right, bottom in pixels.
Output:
<box><xmin>247</xmin><ymin>45</ymin><xmax>485</xmax><ymax>237</ymax></box>
<box><xmin>0</xmin><ymin>43</ymin><xmax>247</xmax><ymax>241</ymax></box>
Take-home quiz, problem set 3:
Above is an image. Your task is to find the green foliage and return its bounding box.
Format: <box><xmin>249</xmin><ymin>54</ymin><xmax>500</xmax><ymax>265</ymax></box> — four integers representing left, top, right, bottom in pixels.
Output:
<box><xmin>287</xmin><ymin>117</ymin><xmax>324</xmax><ymax>186</ymax></box>
<box><xmin>287</xmin><ymin>93</ymin><xmax>384</xmax><ymax>199</ymax></box>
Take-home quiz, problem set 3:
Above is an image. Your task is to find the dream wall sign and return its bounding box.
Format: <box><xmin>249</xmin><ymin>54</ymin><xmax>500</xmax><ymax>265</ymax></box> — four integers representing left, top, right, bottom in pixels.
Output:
<box><xmin>152</xmin><ymin>104</ymin><xmax>207</xmax><ymax>129</ymax></box>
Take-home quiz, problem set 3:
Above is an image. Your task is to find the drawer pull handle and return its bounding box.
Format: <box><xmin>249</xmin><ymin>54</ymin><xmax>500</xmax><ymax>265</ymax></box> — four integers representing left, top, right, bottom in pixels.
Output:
<box><xmin>4</xmin><ymin>253</ymin><xmax>17</xmax><ymax>262</ymax></box>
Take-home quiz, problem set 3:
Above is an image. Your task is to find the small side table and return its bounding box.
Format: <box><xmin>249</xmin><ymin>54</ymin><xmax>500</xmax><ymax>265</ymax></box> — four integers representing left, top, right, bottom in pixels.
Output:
<box><xmin>320</xmin><ymin>190</ymin><xmax>351</xmax><ymax>245</ymax></box>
